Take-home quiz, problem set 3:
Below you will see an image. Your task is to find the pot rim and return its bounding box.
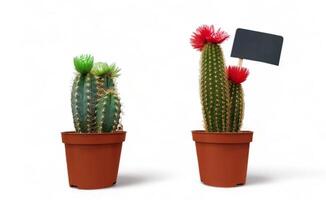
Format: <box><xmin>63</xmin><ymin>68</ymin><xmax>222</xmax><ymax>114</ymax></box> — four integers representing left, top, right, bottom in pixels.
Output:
<box><xmin>61</xmin><ymin>131</ymin><xmax>126</xmax><ymax>145</ymax></box>
<box><xmin>61</xmin><ymin>130</ymin><xmax>126</xmax><ymax>135</ymax></box>
<box><xmin>192</xmin><ymin>130</ymin><xmax>253</xmax><ymax>144</ymax></box>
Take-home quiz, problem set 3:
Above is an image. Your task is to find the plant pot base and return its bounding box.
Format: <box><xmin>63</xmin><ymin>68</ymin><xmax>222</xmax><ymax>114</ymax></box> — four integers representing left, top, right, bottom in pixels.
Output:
<box><xmin>201</xmin><ymin>180</ymin><xmax>245</xmax><ymax>187</ymax></box>
<box><xmin>69</xmin><ymin>181</ymin><xmax>117</xmax><ymax>189</ymax></box>
<box><xmin>62</xmin><ymin>131</ymin><xmax>126</xmax><ymax>189</ymax></box>
<box><xmin>192</xmin><ymin>130</ymin><xmax>253</xmax><ymax>187</ymax></box>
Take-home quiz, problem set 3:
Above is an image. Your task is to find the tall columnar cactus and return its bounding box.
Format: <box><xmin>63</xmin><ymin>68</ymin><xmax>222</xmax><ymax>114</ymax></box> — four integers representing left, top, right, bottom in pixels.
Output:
<box><xmin>191</xmin><ymin>25</ymin><xmax>231</xmax><ymax>132</ymax></box>
<box><xmin>71</xmin><ymin>55</ymin><xmax>122</xmax><ymax>133</ymax></box>
<box><xmin>191</xmin><ymin>25</ymin><xmax>249</xmax><ymax>133</ymax></box>
<box><xmin>227</xmin><ymin>66</ymin><xmax>249</xmax><ymax>132</ymax></box>
<box><xmin>71</xmin><ymin>55</ymin><xmax>97</xmax><ymax>132</ymax></box>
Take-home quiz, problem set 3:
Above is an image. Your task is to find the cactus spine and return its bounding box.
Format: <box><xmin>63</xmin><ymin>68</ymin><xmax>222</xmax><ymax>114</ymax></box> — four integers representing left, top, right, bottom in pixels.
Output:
<box><xmin>71</xmin><ymin>55</ymin><xmax>122</xmax><ymax>133</ymax></box>
<box><xmin>200</xmin><ymin>43</ymin><xmax>230</xmax><ymax>132</ymax></box>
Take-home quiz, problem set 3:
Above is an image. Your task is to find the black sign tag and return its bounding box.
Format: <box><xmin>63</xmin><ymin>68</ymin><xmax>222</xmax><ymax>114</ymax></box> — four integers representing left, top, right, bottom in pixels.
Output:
<box><xmin>231</xmin><ymin>28</ymin><xmax>283</xmax><ymax>66</ymax></box>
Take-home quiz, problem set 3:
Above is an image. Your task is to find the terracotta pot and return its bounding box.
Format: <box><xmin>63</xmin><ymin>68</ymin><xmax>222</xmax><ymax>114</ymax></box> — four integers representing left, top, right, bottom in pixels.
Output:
<box><xmin>61</xmin><ymin>131</ymin><xmax>126</xmax><ymax>189</ymax></box>
<box><xmin>192</xmin><ymin>130</ymin><xmax>253</xmax><ymax>187</ymax></box>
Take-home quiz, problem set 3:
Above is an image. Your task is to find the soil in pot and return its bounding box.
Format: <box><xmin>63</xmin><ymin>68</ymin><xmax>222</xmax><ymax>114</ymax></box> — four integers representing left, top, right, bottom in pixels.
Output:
<box><xmin>192</xmin><ymin>130</ymin><xmax>253</xmax><ymax>187</ymax></box>
<box><xmin>62</xmin><ymin>131</ymin><xmax>126</xmax><ymax>189</ymax></box>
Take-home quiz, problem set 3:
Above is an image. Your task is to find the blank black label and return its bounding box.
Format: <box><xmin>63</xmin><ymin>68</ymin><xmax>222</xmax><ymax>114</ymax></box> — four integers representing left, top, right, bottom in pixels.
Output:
<box><xmin>231</xmin><ymin>28</ymin><xmax>283</xmax><ymax>66</ymax></box>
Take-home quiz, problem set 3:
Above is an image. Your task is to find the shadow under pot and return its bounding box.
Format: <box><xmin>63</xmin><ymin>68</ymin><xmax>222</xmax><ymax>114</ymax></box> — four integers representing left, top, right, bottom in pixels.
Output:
<box><xmin>192</xmin><ymin>130</ymin><xmax>253</xmax><ymax>187</ymax></box>
<box><xmin>61</xmin><ymin>131</ymin><xmax>126</xmax><ymax>189</ymax></box>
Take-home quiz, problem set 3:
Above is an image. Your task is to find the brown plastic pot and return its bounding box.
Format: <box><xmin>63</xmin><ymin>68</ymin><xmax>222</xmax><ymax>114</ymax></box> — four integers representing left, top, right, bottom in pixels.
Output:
<box><xmin>61</xmin><ymin>131</ymin><xmax>126</xmax><ymax>189</ymax></box>
<box><xmin>192</xmin><ymin>130</ymin><xmax>253</xmax><ymax>187</ymax></box>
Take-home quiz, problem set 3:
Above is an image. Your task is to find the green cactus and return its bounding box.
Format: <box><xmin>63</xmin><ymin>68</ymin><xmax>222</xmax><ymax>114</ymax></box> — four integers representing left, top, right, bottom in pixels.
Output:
<box><xmin>71</xmin><ymin>55</ymin><xmax>122</xmax><ymax>133</ymax></box>
<box><xmin>191</xmin><ymin>25</ymin><xmax>249</xmax><ymax>133</ymax></box>
<box><xmin>71</xmin><ymin>55</ymin><xmax>97</xmax><ymax>132</ymax></box>
<box><xmin>200</xmin><ymin>43</ymin><xmax>230</xmax><ymax>132</ymax></box>
<box><xmin>229</xmin><ymin>82</ymin><xmax>244</xmax><ymax>132</ymax></box>
<box><xmin>227</xmin><ymin>66</ymin><xmax>249</xmax><ymax>132</ymax></box>
<box><xmin>96</xmin><ymin>90</ymin><xmax>121</xmax><ymax>132</ymax></box>
<box><xmin>74</xmin><ymin>54</ymin><xmax>94</xmax><ymax>74</ymax></box>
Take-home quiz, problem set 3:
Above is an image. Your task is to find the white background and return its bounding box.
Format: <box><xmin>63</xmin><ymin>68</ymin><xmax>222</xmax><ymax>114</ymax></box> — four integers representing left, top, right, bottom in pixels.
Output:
<box><xmin>0</xmin><ymin>0</ymin><xmax>325</xmax><ymax>199</ymax></box>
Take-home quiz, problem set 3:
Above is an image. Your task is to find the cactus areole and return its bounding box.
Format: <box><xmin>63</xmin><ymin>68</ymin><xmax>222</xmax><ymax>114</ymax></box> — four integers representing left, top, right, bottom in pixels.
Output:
<box><xmin>191</xmin><ymin>25</ymin><xmax>253</xmax><ymax>187</ymax></box>
<box><xmin>62</xmin><ymin>54</ymin><xmax>126</xmax><ymax>189</ymax></box>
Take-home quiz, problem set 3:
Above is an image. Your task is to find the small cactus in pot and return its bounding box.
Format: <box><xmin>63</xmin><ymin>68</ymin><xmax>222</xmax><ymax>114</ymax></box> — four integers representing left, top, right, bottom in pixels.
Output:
<box><xmin>191</xmin><ymin>25</ymin><xmax>253</xmax><ymax>187</ymax></box>
<box><xmin>62</xmin><ymin>54</ymin><xmax>126</xmax><ymax>189</ymax></box>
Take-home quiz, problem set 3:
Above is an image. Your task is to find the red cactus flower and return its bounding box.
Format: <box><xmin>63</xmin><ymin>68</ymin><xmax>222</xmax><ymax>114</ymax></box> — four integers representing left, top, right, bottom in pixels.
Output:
<box><xmin>190</xmin><ymin>25</ymin><xmax>229</xmax><ymax>51</ymax></box>
<box><xmin>227</xmin><ymin>66</ymin><xmax>249</xmax><ymax>84</ymax></box>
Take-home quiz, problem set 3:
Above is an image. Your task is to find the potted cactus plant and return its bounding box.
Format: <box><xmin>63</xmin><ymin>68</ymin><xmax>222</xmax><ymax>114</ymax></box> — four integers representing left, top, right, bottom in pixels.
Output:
<box><xmin>190</xmin><ymin>25</ymin><xmax>253</xmax><ymax>187</ymax></box>
<box><xmin>61</xmin><ymin>54</ymin><xmax>126</xmax><ymax>189</ymax></box>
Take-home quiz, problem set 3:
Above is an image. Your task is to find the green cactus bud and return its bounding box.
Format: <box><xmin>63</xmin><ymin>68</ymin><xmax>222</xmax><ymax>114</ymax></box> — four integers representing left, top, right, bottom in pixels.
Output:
<box><xmin>74</xmin><ymin>54</ymin><xmax>94</xmax><ymax>74</ymax></box>
<box><xmin>91</xmin><ymin>62</ymin><xmax>120</xmax><ymax>77</ymax></box>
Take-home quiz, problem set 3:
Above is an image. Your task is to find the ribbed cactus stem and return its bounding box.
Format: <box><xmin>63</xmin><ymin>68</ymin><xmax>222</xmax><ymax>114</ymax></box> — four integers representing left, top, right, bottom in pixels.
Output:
<box><xmin>96</xmin><ymin>90</ymin><xmax>121</xmax><ymax>133</ymax></box>
<box><xmin>95</xmin><ymin>75</ymin><xmax>115</xmax><ymax>100</ymax></box>
<box><xmin>71</xmin><ymin>55</ymin><xmax>123</xmax><ymax>134</ymax></box>
<box><xmin>229</xmin><ymin>82</ymin><xmax>244</xmax><ymax>132</ymax></box>
<box><xmin>104</xmin><ymin>75</ymin><xmax>115</xmax><ymax>89</ymax></box>
<box><xmin>85</xmin><ymin>74</ymin><xmax>98</xmax><ymax>132</ymax></box>
<box><xmin>200</xmin><ymin>43</ymin><xmax>230</xmax><ymax>132</ymax></box>
<box><xmin>71</xmin><ymin>73</ymin><xmax>97</xmax><ymax>133</ymax></box>
<box><xmin>71</xmin><ymin>74</ymin><xmax>83</xmax><ymax>132</ymax></box>
<box><xmin>227</xmin><ymin>65</ymin><xmax>249</xmax><ymax>132</ymax></box>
